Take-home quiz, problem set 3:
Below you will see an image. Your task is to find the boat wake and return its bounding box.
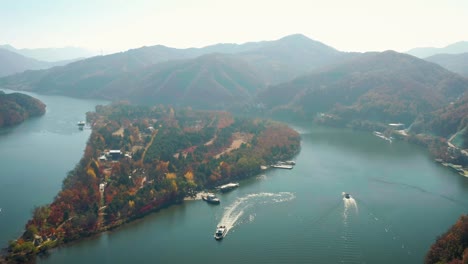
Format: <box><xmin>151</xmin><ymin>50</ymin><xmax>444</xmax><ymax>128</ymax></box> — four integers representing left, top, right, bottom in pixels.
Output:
<box><xmin>342</xmin><ymin>192</ymin><xmax>358</xmax><ymax>217</ymax></box>
<box><xmin>341</xmin><ymin>193</ymin><xmax>362</xmax><ymax>263</ymax></box>
<box><xmin>218</xmin><ymin>192</ymin><xmax>295</xmax><ymax>237</ymax></box>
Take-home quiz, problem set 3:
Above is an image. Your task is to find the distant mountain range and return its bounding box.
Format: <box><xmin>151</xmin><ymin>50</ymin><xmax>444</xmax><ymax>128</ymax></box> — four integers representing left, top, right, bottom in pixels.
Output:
<box><xmin>257</xmin><ymin>51</ymin><xmax>468</xmax><ymax>126</ymax></box>
<box><xmin>0</xmin><ymin>44</ymin><xmax>97</xmax><ymax>62</ymax></box>
<box><xmin>1</xmin><ymin>35</ymin><xmax>467</xmax><ymax>139</ymax></box>
<box><xmin>406</xmin><ymin>41</ymin><xmax>468</xmax><ymax>58</ymax></box>
<box><xmin>0</xmin><ymin>48</ymin><xmax>76</xmax><ymax>77</ymax></box>
<box><xmin>0</xmin><ymin>34</ymin><xmax>347</xmax><ymax>108</ymax></box>
<box><xmin>425</xmin><ymin>53</ymin><xmax>468</xmax><ymax>77</ymax></box>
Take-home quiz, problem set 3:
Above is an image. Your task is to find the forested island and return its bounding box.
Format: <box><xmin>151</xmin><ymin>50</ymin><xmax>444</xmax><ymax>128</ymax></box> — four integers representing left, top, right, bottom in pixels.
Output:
<box><xmin>0</xmin><ymin>91</ymin><xmax>46</xmax><ymax>128</ymax></box>
<box><xmin>3</xmin><ymin>103</ymin><xmax>300</xmax><ymax>263</ymax></box>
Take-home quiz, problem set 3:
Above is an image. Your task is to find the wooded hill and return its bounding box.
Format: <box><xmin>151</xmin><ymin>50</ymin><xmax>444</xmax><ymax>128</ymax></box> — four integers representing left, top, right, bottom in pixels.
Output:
<box><xmin>257</xmin><ymin>51</ymin><xmax>468</xmax><ymax>126</ymax></box>
<box><xmin>0</xmin><ymin>91</ymin><xmax>46</xmax><ymax>128</ymax></box>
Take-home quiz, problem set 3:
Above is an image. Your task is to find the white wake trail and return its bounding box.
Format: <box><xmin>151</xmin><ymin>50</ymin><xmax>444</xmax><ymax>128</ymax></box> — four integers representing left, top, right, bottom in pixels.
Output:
<box><xmin>218</xmin><ymin>192</ymin><xmax>295</xmax><ymax>237</ymax></box>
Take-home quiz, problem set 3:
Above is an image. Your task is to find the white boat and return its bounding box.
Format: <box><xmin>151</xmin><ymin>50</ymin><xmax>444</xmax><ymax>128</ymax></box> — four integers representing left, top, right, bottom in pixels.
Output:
<box><xmin>214</xmin><ymin>225</ymin><xmax>227</xmax><ymax>240</ymax></box>
<box><xmin>373</xmin><ymin>131</ymin><xmax>392</xmax><ymax>143</ymax></box>
<box><xmin>271</xmin><ymin>164</ymin><xmax>293</xmax><ymax>169</ymax></box>
<box><xmin>202</xmin><ymin>194</ymin><xmax>220</xmax><ymax>204</ymax></box>
<box><xmin>217</xmin><ymin>183</ymin><xmax>239</xmax><ymax>192</ymax></box>
<box><xmin>344</xmin><ymin>193</ymin><xmax>351</xmax><ymax>199</ymax></box>
<box><xmin>284</xmin><ymin>160</ymin><xmax>296</xmax><ymax>165</ymax></box>
<box><xmin>77</xmin><ymin>121</ymin><xmax>86</xmax><ymax>128</ymax></box>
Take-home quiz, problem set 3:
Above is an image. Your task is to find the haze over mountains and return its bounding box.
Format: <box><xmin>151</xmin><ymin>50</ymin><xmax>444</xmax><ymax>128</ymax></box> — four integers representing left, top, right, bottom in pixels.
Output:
<box><xmin>0</xmin><ymin>34</ymin><xmax>348</xmax><ymax>106</ymax></box>
<box><xmin>0</xmin><ymin>44</ymin><xmax>97</xmax><ymax>62</ymax></box>
<box><xmin>406</xmin><ymin>41</ymin><xmax>468</xmax><ymax>58</ymax></box>
<box><xmin>1</xmin><ymin>34</ymin><xmax>467</xmax><ymax>138</ymax></box>
<box><xmin>425</xmin><ymin>53</ymin><xmax>468</xmax><ymax>77</ymax></box>
<box><xmin>0</xmin><ymin>48</ymin><xmax>76</xmax><ymax>77</ymax></box>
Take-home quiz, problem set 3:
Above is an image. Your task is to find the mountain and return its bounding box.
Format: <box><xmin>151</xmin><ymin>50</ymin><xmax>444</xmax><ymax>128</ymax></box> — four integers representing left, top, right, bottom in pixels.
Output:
<box><xmin>0</xmin><ymin>91</ymin><xmax>46</xmax><ymax>127</ymax></box>
<box><xmin>406</xmin><ymin>41</ymin><xmax>468</xmax><ymax>58</ymax></box>
<box><xmin>0</xmin><ymin>45</ymin><xmax>196</xmax><ymax>96</ymax></box>
<box><xmin>237</xmin><ymin>34</ymin><xmax>347</xmax><ymax>84</ymax></box>
<box><xmin>425</xmin><ymin>53</ymin><xmax>468</xmax><ymax>77</ymax></box>
<box><xmin>0</xmin><ymin>45</ymin><xmax>97</xmax><ymax>62</ymax></box>
<box><xmin>412</xmin><ymin>90</ymin><xmax>468</xmax><ymax>139</ymax></box>
<box><xmin>99</xmin><ymin>54</ymin><xmax>265</xmax><ymax>109</ymax></box>
<box><xmin>0</xmin><ymin>34</ymin><xmax>346</xmax><ymax>107</ymax></box>
<box><xmin>257</xmin><ymin>51</ymin><xmax>468</xmax><ymax>125</ymax></box>
<box><xmin>0</xmin><ymin>48</ymin><xmax>76</xmax><ymax>77</ymax></box>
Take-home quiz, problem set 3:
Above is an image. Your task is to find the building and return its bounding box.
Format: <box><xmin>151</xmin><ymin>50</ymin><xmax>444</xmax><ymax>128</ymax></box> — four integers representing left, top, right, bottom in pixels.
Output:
<box><xmin>108</xmin><ymin>150</ymin><xmax>122</xmax><ymax>160</ymax></box>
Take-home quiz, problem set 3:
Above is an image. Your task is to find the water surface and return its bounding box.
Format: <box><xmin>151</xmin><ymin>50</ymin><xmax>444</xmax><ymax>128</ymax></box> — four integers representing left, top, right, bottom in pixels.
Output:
<box><xmin>38</xmin><ymin>126</ymin><xmax>468</xmax><ymax>263</ymax></box>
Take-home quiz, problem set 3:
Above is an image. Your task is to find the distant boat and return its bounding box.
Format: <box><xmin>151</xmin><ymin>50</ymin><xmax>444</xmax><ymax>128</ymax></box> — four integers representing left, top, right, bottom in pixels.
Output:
<box><xmin>77</xmin><ymin>121</ymin><xmax>86</xmax><ymax>128</ymax></box>
<box><xmin>271</xmin><ymin>164</ymin><xmax>293</xmax><ymax>169</ymax></box>
<box><xmin>373</xmin><ymin>131</ymin><xmax>392</xmax><ymax>143</ymax></box>
<box><xmin>344</xmin><ymin>193</ymin><xmax>351</xmax><ymax>199</ymax></box>
<box><xmin>214</xmin><ymin>225</ymin><xmax>227</xmax><ymax>240</ymax></box>
<box><xmin>217</xmin><ymin>183</ymin><xmax>239</xmax><ymax>192</ymax></box>
<box><xmin>202</xmin><ymin>194</ymin><xmax>220</xmax><ymax>204</ymax></box>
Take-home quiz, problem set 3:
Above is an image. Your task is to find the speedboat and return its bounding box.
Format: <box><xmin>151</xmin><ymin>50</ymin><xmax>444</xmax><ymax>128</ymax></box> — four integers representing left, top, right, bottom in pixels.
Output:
<box><xmin>217</xmin><ymin>183</ymin><xmax>239</xmax><ymax>192</ymax></box>
<box><xmin>214</xmin><ymin>225</ymin><xmax>227</xmax><ymax>240</ymax></box>
<box><xmin>271</xmin><ymin>164</ymin><xmax>293</xmax><ymax>169</ymax></box>
<box><xmin>77</xmin><ymin>121</ymin><xmax>85</xmax><ymax>130</ymax></box>
<box><xmin>344</xmin><ymin>193</ymin><xmax>351</xmax><ymax>199</ymax></box>
<box><xmin>202</xmin><ymin>194</ymin><xmax>220</xmax><ymax>204</ymax></box>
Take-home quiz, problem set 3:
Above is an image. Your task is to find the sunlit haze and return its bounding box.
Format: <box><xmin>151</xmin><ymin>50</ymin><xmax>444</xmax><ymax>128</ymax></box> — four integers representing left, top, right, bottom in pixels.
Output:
<box><xmin>1</xmin><ymin>0</ymin><xmax>467</xmax><ymax>53</ymax></box>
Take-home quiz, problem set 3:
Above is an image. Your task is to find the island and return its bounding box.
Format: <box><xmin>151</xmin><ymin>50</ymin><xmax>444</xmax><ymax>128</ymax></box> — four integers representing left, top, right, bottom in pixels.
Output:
<box><xmin>3</xmin><ymin>103</ymin><xmax>300</xmax><ymax>263</ymax></box>
<box><xmin>0</xmin><ymin>91</ymin><xmax>46</xmax><ymax>128</ymax></box>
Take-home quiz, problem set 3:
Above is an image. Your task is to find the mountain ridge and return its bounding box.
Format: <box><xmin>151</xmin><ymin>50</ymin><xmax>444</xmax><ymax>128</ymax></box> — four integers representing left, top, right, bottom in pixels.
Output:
<box><xmin>406</xmin><ymin>41</ymin><xmax>468</xmax><ymax>58</ymax></box>
<box><xmin>0</xmin><ymin>34</ymin><xmax>345</xmax><ymax>108</ymax></box>
<box><xmin>257</xmin><ymin>50</ymin><xmax>468</xmax><ymax>125</ymax></box>
<box><xmin>0</xmin><ymin>48</ymin><xmax>75</xmax><ymax>78</ymax></box>
<box><xmin>425</xmin><ymin>53</ymin><xmax>468</xmax><ymax>77</ymax></box>
<box><xmin>0</xmin><ymin>44</ymin><xmax>97</xmax><ymax>62</ymax></box>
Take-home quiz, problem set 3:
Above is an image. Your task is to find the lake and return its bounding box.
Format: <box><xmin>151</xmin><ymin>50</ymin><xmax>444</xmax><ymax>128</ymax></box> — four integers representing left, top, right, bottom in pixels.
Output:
<box><xmin>0</xmin><ymin>90</ymin><xmax>466</xmax><ymax>263</ymax></box>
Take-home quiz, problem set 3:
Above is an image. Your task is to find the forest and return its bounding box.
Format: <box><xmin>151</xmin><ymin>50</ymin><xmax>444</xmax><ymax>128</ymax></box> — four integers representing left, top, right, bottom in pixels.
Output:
<box><xmin>425</xmin><ymin>214</ymin><xmax>468</xmax><ymax>264</ymax></box>
<box><xmin>0</xmin><ymin>91</ymin><xmax>46</xmax><ymax>128</ymax></box>
<box><xmin>5</xmin><ymin>103</ymin><xmax>300</xmax><ymax>263</ymax></box>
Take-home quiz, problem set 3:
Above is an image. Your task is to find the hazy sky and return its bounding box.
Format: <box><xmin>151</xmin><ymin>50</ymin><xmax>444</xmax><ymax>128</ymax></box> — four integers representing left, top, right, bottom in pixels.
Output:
<box><xmin>1</xmin><ymin>0</ymin><xmax>467</xmax><ymax>53</ymax></box>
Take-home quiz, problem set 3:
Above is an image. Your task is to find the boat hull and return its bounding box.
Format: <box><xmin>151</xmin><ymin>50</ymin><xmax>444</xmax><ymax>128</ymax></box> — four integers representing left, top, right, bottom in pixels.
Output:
<box><xmin>214</xmin><ymin>226</ymin><xmax>227</xmax><ymax>240</ymax></box>
<box><xmin>202</xmin><ymin>196</ymin><xmax>220</xmax><ymax>204</ymax></box>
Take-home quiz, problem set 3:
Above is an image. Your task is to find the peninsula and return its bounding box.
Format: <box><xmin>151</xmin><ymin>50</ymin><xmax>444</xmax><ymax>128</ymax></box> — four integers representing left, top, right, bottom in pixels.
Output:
<box><xmin>4</xmin><ymin>103</ymin><xmax>300</xmax><ymax>263</ymax></box>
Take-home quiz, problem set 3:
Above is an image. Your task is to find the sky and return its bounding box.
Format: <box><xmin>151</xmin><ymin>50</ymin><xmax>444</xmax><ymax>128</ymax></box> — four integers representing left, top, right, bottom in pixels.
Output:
<box><xmin>1</xmin><ymin>0</ymin><xmax>467</xmax><ymax>54</ymax></box>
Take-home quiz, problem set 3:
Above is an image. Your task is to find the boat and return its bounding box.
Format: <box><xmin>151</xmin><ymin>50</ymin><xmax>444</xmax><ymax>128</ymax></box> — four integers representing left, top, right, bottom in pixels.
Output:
<box><xmin>344</xmin><ymin>193</ymin><xmax>351</xmax><ymax>199</ymax></box>
<box><xmin>77</xmin><ymin>121</ymin><xmax>86</xmax><ymax>129</ymax></box>
<box><xmin>214</xmin><ymin>225</ymin><xmax>227</xmax><ymax>240</ymax></box>
<box><xmin>271</xmin><ymin>164</ymin><xmax>293</xmax><ymax>169</ymax></box>
<box><xmin>202</xmin><ymin>193</ymin><xmax>220</xmax><ymax>204</ymax></box>
<box><xmin>373</xmin><ymin>131</ymin><xmax>392</xmax><ymax>143</ymax></box>
<box><xmin>217</xmin><ymin>183</ymin><xmax>239</xmax><ymax>192</ymax></box>
<box><xmin>284</xmin><ymin>160</ymin><xmax>296</xmax><ymax>165</ymax></box>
